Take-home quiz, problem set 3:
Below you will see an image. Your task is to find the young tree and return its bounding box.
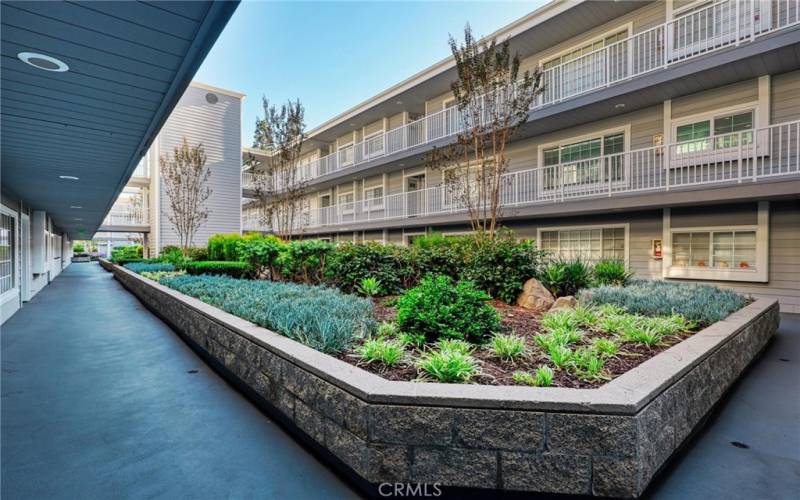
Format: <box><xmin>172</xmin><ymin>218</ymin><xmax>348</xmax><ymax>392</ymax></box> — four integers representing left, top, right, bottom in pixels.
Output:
<box><xmin>427</xmin><ymin>24</ymin><xmax>543</xmax><ymax>238</ymax></box>
<box><xmin>160</xmin><ymin>138</ymin><xmax>212</xmax><ymax>254</ymax></box>
<box><xmin>246</xmin><ymin>97</ymin><xmax>308</xmax><ymax>239</ymax></box>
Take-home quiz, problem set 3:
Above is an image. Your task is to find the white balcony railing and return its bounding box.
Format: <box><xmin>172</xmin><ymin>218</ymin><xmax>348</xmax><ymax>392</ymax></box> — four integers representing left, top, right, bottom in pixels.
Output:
<box><xmin>102</xmin><ymin>208</ymin><xmax>149</xmax><ymax>227</ymax></box>
<box><xmin>242</xmin><ymin>120</ymin><xmax>800</xmax><ymax>233</ymax></box>
<box><xmin>242</xmin><ymin>0</ymin><xmax>799</xmax><ymax>192</ymax></box>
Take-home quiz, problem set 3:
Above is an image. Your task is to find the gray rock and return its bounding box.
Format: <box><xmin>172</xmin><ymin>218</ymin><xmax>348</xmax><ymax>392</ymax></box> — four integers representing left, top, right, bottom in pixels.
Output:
<box><xmin>412</xmin><ymin>448</ymin><xmax>498</xmax><ymax>488</ymax></box>
<box><xmin>371</xmin><ymin>405</ymin><xmax>453</xmax><ymax>445</ymax></box>
<box><xmin>453</xmin><ymin>408</ymin><xmax>544</xmax><ymax>451</ymax></box>
<box><xmin>549</xmin><ymin>295</ymin><xmax>577</xmax><ymax>311</ymax></box>
<box><xmin>501</xmin><ymin>452</ymin><xmax>590</xmax><ymax>494</ymax></box>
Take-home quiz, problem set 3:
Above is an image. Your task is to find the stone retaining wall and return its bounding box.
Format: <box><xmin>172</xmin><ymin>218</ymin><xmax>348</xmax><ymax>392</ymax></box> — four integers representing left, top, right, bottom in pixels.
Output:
<box><xmin>103</xmin><ymin>260</ymin><xmax>779</xmax><ymax>497</ymax></box>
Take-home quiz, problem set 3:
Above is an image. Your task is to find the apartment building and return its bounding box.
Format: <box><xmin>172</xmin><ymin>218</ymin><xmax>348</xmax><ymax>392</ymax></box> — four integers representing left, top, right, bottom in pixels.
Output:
<box><xmin>97</xmin><ymin>82</ymin><xmax>244</xmax><ymax>256</ymax></box>
<box><xmin>242</xmin><ymin>0</ymin><xmax>800</xmax><ymax>311</ymax></box>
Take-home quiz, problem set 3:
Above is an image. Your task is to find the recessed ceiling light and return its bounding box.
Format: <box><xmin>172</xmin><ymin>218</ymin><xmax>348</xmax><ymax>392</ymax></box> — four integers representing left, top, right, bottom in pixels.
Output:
<box><xmin>59</xmin><ymin>175</ymin><xmax>79</xmax><ymax>180</ymax></box>
<box><xmin>70</xmin><ymin>205</ymin><xmax>83</xmax><ymax>209</ymax></box>
<box><xmin>18</xmin><ymin>52</ymin><xmax>69</xmax><ymax>72</ymax></box>
<box><xmin>396</xmin><ymin>100</ymin><xmax>403</xmax><ymax>105</ymax></box>
<box><xmin>349</xmin><ymin>123</ymin><xmax>356</xmax><ymax>127</ymax></box>
<box><xmin>399</xmin><ymin>163</ymin><xmax>405</xmax><ymax>167</ymax></box>
<box><xmin>615</xmin><ymin>103</ymin><xmax>626</xmax><ymax>109</ymax></box>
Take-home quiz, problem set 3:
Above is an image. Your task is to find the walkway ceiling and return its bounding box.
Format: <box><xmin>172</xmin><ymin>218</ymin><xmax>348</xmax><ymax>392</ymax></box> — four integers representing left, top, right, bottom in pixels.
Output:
<box><xmin>1</xmin><ymin>1</ymin><xmax>239</xmax><ymax>239</ymax></box>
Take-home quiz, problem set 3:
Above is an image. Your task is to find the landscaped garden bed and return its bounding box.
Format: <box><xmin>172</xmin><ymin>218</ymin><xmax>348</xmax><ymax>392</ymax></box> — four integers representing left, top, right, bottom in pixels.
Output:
<box><xmin>101</xmin><ymin>233</ymin><xmax>778</xmax><ymax>497</ymax></box>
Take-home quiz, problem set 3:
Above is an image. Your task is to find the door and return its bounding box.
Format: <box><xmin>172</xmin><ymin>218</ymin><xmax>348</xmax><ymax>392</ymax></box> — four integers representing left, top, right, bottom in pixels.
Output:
<box><xmin>319</xmin><ymin>194</ymin><xmax>332</xmax><ymax>226</ymax></box>
<box><xmin>405</xmin><ymin>174</ymin><xmax>426</xmax><ymax>217</ymax></box>
<box><xmin>20</xmin><ymin>214</ymin><xmax>30</xmax><ymax>302</ymax></box>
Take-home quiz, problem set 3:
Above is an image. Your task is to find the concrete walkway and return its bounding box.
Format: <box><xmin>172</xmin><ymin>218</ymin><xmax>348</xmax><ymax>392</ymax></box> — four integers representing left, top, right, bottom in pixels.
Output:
<box><xmin>2</xmin><ymin>263</ymin><xmax>798</xmax><ymax>499</ymax></box>
<box><xmin>1</xmin><ymin>263</ymin><xmax>358</xmax><ymax>499</ymax></box>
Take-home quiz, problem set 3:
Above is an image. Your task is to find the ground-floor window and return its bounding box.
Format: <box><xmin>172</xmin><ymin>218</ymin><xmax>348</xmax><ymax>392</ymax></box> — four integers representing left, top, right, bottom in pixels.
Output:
<box><xmin>0</xmin><ymin>209</ymin><xmax>16</xmax><ymax>295</ymax></box>
<box><xmin>537</xmin><ymin>225</ymin><xmax>627</xmax><ymax>262</ymax></box>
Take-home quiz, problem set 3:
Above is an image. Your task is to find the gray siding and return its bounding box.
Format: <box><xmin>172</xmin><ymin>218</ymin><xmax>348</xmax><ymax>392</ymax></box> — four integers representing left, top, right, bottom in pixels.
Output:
<box><xmin>772</xmin><ymin>70</ymin><xmax>800</xmax><ymax>123</ymax></box>
<box><xmin>158</xmin><ymin>85</ymin><xmax>241</xmax><ymax>250</ymax></box>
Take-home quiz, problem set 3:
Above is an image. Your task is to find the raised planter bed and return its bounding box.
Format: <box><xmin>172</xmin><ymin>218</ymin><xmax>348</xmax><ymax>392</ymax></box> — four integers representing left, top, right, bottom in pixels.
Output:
<box><xmin>101</xmin><ymin>259</ymin><xmax>778</xmax><ymax>497</ymax></box>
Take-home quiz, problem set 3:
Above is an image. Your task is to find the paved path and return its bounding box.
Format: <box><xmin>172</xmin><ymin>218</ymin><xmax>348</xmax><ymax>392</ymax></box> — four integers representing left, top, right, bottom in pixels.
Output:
<box><xmin>2</xmin><ymin>263</ymin><xmax>798</xmax><ymax>499</ymax></box>
<box><xmin>1</xmin><ymin>263</ymin><xmax>358</xmax><ymax>499</ymax></box>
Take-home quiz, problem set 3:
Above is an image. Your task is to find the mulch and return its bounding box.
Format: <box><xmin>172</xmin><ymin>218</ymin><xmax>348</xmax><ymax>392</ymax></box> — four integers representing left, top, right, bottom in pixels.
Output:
<box><xmin>339</xmin><ymin>297</ymin><xmax>697</xmax><ymax>388</ymax></box>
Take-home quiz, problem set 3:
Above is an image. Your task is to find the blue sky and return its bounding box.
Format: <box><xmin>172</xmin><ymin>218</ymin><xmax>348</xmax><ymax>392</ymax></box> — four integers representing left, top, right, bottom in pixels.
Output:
<box><xmin>193</xmin><ymin>1</ymin><xmax>545</xmax><ymax>146</ymax></box>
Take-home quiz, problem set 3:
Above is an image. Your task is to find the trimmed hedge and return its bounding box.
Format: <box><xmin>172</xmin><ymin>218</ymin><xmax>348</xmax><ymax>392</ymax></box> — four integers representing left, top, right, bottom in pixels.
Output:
<box><xmin>579</xmin><ymin>280</ymin><xmax>747</xmax><ymax>325</ymax></box>
<box><xmin>160</xmin><ymin>274</ymin><xmax>375</xmax><ymax>353</ymax></box>
<box><xmin>185</xmin><ymin>261</ymin><xmax>250</xmax><ymax>279</ymax></box>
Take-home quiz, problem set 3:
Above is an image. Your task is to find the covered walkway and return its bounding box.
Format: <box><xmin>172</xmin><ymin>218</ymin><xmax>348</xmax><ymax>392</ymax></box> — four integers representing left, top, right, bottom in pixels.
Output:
<box><xmin>1</xmin><ymin>263</ymin><xmax>357</xmax><ymax>499</ymax></box>
<box><xmin>2</xmin><ymin>263</ymin><xmax>797</xmax><ymax>499</ymax></box>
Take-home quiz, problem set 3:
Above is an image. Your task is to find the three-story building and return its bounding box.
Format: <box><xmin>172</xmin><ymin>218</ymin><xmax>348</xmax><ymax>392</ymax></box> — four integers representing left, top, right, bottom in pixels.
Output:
<box><xmin>242</xmin><ymin>0</ymin><xmax>800</xmax><ymax>311</ymax></box>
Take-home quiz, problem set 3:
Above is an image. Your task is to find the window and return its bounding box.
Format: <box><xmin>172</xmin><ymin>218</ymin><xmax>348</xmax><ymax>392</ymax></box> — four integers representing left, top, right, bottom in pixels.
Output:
<box><xmin>542</xmin><ymin>29</ymin><xmax>628</xmax><ymax>70</ymax></box>
<box><xmin>672</xmin><ymin>230</ymin><xmax>756</xmax><ymax>270</ymax></box>
<box><xmin>538</xmin><ymin>225</ymin><xmax>627</xmax><ymax>262</ymax></box>
<box><xmin>675</xmin><ymin>110</ymin><xmax>754</xmax><ymax>154</ymax></box>
<box><xmin>542</xmin><ymin>132</ymin><xmax>625</xmax><ymax>189</ymax></box>
<box><xmin>338</xmin><ymin>143</ymin><xmax>354</xmax><ymax>166</ymax></box>
<box><xmin>0</xmin><ymin>211</ymin><xmax>16</xmax><ymax>295</ymax></box>
<box><xmin>338</xmin><ymin>192</ymin><xmax>355</xmax><ymax>214</ymax></box>
<box><xmin>363</xmin><ymin>185</ymin><xmax>384</xmax><ymax>210</ymax></box>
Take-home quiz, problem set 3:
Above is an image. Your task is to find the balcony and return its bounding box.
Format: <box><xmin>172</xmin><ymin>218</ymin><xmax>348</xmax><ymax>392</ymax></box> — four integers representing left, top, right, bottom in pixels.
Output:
<box><xmin>242</xmin><ymin>0</ymin><xmax>800</xmax><ymax>193</ymax></box>
<box><xmin>242</xmin><ymin>120</ymin><xmax>799</xmax><ymax>233</ymax></box>
<box><xmin>99</xmin><ymin>207</ymin><xmax>149</xmax><ymax>231</ymax></box>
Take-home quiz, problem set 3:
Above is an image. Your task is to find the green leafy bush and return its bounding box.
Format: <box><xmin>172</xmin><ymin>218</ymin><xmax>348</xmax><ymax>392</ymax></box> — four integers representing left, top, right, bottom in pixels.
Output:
<box><xmin>110</xmin><ymin>245</ymin><xmax>143</xmax><ymax>263</ymax></box>
<box><xmin>396</xmin><ymin>276</ymin><xmax>500</xmax><ymax>344</ymax></box>
<box><xmin>540</xmin><ymin>258</ymin><xmax>592</xmax><ymax>297</ymax></box>
<box><xmin>160</xmin><ymin>275</ymin><xmax>375</xmax><ymax>354</ymax></box>
<box><xmin>326</xmin><ymin>242</ymin><xmax>413</xmax><ymax>295</ymax></box>
<box><xmin>278</xmin><ymin>239</ymin><xmax>335</xmax><ymax>284</ymax></box>
<box><xmin>356</xmin><ymin>277</ymin><xmax>382</xmax><ymax>297</ymax></box>
<box><xmin>417</xmin><ymin>349</ymin><xmax>479</xmax><ymax>383</ymax></box>
<box><xmin>459</xmin><ymin>232</ymin><xmax>546</xmax><ymax>304</ymax></box>
<box><xmin>185</xmin><ymin>261</ymin><xmax>251</xmax><ymax>279</ymax></box>
<box><xmin>208</xmin><ymin>233</ymin><xmax>244</xmax><ymax>261</ymax></box>
<box><xmin>73</xmin><ymin>243</ymin><xmax>85</xmax><ymax>253</ymax></box>
<box><xmin>593</xmin><ymin>259</ymin><xmax>633</xmax><ymax>286</ymax></box>
<box><xmin>579</xmin><ymin>280</ymin><xmax>746</xmax><ymax>325</ymax></box>
<box><xmin>411</xmin><ymin>233</ymin><xmax>469</xmax><ymax>279</ymax></box>
<box><xmin>236</xmin><ymin>235</ymin><xmax>286</xmax><ymax>278</ymax></box>
<box><xmin>124</xmin><ymin>262</ymin><xmax>175</xmax><ymax>273</ymax></box>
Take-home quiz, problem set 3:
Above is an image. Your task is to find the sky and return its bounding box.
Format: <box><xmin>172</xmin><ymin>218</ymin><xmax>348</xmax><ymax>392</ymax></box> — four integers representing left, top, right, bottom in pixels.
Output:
<box><xmin>193</xmin><ymin>1</ymin><xmax>546</xmax><ymax>147</ymax></box>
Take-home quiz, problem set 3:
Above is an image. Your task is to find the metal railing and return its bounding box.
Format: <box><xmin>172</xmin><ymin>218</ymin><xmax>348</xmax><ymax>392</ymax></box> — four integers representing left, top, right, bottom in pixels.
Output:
<box><xmin>102</xmin><ymin>208</ymin><xmax>149</xmax><ymax>227</ymax></box>
<box><xmin>242</xmin><ymin>0</ymin><xmax>799</xmax><ymax>192</ymax></box>
<box><xmin>242</xmin><ymin>120</ymin><xmax>800</xmax><ymax>232</ymax></box>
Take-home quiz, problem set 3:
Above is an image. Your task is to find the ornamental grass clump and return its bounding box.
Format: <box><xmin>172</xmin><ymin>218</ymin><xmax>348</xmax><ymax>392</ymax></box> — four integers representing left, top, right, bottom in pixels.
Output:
<box><xmin>593</xmin><ymin>259</ymin><xmax>634</xmax><ymax>286</ymax></box>
<box><xmin>160</xmin><ymin>275</ymin><xmax>375</xmax><ymax>354</ymax></box>
<box><xmin>489</xmin><ymin>333</ymin><xmax>527</xmax><ymax>361</ymax></box>
<box><xmin>417</xmin><ymin>349</ymin><xmax>479</xmax><ymax>383</ymax></box>
<box><xmin>572</xmin><ymin>347</ymin><xmax>608</xmax><ymax>381</ymax></box>
<box><xmin>124</xmin><ymin>262</ymin><xmax>175</xmax><ymax>273</ymax></box>
<box><xmin>579</xmin><ymin>280</ymin><xmax>746</xmax><ymax>325</ymax></box>
<box><xmin>357</xmin><ymin>339</ymin><xmax>405</xmax><ymax>366</ymax></box>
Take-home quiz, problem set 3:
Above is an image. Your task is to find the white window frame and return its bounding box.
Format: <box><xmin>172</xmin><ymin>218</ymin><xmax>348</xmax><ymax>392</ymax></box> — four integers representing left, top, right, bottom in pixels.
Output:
<box><xmin>537</xmin><ymin>125</ymin><xmax>631</xmax><ymax>195</ymax></box>
<box><xmin>662</xmin><ymin>203</ymin><xmax>769</xmax><ymax>282</ymax></box>
<box><xmin>669</xmin><ymin>102</ymin><xmax>768</xmax><ymax>168</ymax></box>
<box><xmin>537</xmin><ymin>223</ymin><xmax>630</xmax><ymax>264</ymax></box>
<box><xmin>362</xmin><ymin>182</ymin><xmax>385</xmax><ymax>211</ymax></box>
<box><xmin>337</xmin><ymin>141</ymin><xmax>355</xmax><ymax>167</ymax></box>
<box><xmin>539</xmin><ymin>23</ymin><xmax>633</xmax><ymax>69</ymax></box>
<box><xmin>362</xmin><ymin>130</ymin><xmax>385</xmax><ymax>159</ymax></box>
<box><xmin>337</xmin><ymin>190</ymin><xmax>355</xmax><ymax>216</ymax></box>
<box><xmin>0</xmin><ymin>204</ymin><xmax>20</xmax><ymax>305</ymax></box>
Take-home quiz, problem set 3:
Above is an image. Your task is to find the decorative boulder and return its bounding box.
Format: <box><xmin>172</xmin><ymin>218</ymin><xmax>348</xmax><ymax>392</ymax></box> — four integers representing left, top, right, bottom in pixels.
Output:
<box><xmin>516</xmin><ymin>278</ymin><xmax>554</xmax><ymax>312</ymax></box>
<box><xmin>549</xmin><ymin>295</ymin><xmax>577</xmax><ymax>312</ymax></box>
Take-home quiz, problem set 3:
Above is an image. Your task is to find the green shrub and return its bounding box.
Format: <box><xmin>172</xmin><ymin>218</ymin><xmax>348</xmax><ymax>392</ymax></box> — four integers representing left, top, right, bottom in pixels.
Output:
<box><xmin>593</xmin><ymin>259</ymin><xmax>634</xmax><ymax>286</ymax></box>
<box><xmin>459</xmin><ymin>232</ymin><xmax>547</xmax><ymax>304</ymax></box>
<box><xmin>417</xmin><ymin>349</ymin><xmax>479</xmax><ymax>383</ymax></box>
<box><xmin>326</xmin><ymin>242</ymin><xmax>413</xmax><ymax>295</ymax></box>
<box><xmin>185</xmin><ymin>261</ymin><xmax>251</xmax><ymax>279</ymax></box>
<box><xmin>356</xmin><ymin>339</ymin><xmax>405</xmax><ymax>366</ymax></box>
<box><xmin>160</xmin><ymin>275</ymin><xmax>375</xmax><ymax>354</ymax></box>
<box><xmin>356</xmin><ymin>277</ymin><xmax>382</xmax><ymax>297</ymax></box>
<box><xmin>208</xmin><ymin>233</ymin><xmax>243</xmax><ymax>261</ymax></box>
<box><xmin>540</xmin><ymin>258</ymin><xmax>592</xmax><ymax>297</ymax></box>
<box><xmin>73</xmin><ymin>243</ymin><xmax>85</xmax><ymax>253</ymax></box>
<box><xmin>396</xmin><ymin>276</ymin><xmax>501</xmax><ymax>344</ymax></box>
<box><xmin>579</xmin><ymin>280</ymin><xmax>746</xmax><ymax>325</ymax></box>
<box><xmin>124</xmin><ymin>262</ymin><xmax>175</xmax><ymax>273</ymax></box>
<box><xmin>236</xmin><ymin>235</ymin><xmax>286</xmax><ymax>278</ymax></box>
<box><xmin>186</xmin><ymin>247</ymin><xmax>208</xmax><ymax>261</ymax></box>
<box><xmin>110</xmin><ymin>245</ymin><xmax>142</xmax><ymax>263</ymax></box>
<box><xmin>490</xmin><ymin>334</ymin><xmax>527</xmax><ymax>360</ymax></box>
<box><xmin>278</xmin><ymin>239</ymin><xmax>335</xmax><ymax>283</ymax></box>
<box><xmin>411</xmin><ymin>233</ymin><xmax>470</xmax><ymax>279</ymax></box>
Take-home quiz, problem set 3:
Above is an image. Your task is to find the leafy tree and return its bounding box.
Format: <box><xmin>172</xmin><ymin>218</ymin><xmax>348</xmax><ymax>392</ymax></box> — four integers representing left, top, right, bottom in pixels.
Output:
<box><xmin>246</xmin><ymin>97</ymin><xmax>308</xmax><ymax>239</ymax></box>
<box><xmin>427</xmin><ymin>24</ymin><xmax>543</xmax><ymax>238</ymax></box>
<box><xmin>160</xmin><ymin>138</ymin><xmax>212</xmax><ymax>254</ymax></box>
